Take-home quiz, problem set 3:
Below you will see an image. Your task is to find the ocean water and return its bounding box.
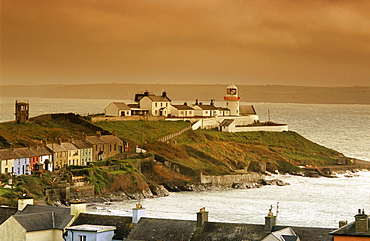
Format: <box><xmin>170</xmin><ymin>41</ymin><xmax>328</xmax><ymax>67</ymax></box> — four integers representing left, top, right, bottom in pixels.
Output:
<box><xmin>1</xmin><ymin>97</ymin><xmax>369</xmax><ymax>227</ymax></box>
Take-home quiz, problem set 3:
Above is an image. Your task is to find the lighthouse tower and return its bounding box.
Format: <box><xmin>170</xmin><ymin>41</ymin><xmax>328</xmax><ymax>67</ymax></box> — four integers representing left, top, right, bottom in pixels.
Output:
<box><xmin>224</xmin><ymin>84</ymin><xmax>240</xmax><ymax>116</ymax></box>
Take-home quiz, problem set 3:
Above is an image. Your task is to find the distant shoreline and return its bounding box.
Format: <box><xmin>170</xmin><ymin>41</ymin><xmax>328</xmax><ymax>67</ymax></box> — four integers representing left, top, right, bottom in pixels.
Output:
<box><xmin>1</xmin><ymin>84</ymin><xmax>369</xmax><ymax>105</ymax></box>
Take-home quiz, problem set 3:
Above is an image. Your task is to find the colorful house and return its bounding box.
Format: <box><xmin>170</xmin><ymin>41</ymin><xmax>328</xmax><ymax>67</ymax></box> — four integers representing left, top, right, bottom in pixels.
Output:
<box><xmin>46</xmin><ymin>141</ymin><xmax>68</xmax><ymax>170</ymax></box>
<box><xmin>84</xmin><ymin>132</ymin><xmax>124</xmax><ymax>162</ymax></box>
<box><xmin>72</xmin><ymin>140</ymin><xmax>93</xmax><ymax>166</ymax></box>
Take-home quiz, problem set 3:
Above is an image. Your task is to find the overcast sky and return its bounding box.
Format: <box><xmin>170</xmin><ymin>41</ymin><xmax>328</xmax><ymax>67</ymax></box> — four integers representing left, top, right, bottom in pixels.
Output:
<box><xmin>1</xmin><ymin>0</ymin><xmax>369</xmax><ymax>87</ymax></box>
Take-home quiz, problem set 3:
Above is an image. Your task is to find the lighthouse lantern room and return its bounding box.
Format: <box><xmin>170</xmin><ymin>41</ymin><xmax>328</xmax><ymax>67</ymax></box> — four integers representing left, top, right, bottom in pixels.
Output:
<box><xmin>224</xmin><ymin>84</ymin><xmax>240</xmax><ymax>116</ymax></box>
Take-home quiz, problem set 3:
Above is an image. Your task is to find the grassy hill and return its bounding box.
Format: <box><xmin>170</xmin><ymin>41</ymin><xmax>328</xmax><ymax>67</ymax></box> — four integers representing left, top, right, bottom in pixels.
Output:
<box><xmin>0</xmin><ymin>114</ymin><xmax>344</xmax><ymax>205</ymax></box>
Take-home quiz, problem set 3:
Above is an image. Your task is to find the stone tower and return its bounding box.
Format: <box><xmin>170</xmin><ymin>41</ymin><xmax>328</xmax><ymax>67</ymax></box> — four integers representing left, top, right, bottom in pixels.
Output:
<box><xmin>15</xmin><ymin>100</ymin><xmax>29</xmax><ymax>123</ymax></box>
<box><xmin>223</xmin><ymin>84</ymin><xmax>240</xmax><ymax>116</ymax></box>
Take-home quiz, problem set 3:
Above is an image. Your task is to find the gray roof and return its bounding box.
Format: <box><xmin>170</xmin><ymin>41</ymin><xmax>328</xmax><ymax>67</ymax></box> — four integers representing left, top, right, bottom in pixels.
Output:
<box><xmin>111</xmin><ymin>102</ymin><xmax>131</xmax><ymax>110</ymax></box>
<box><xmin>145</xmin><ymin>95</ymin><xmax>171</xmax><ymax>102</ymax></box>
<box><xmin>72</xmin><ymin>140</ymin><xmax>92</xmax><ymax>149</ymax></box>
<box><xmin>329</xmin><ymin>219</ymin><xmax>370</xmax><ymax>237</ymax></box>
<box><xmin>194</xmin><ymin>105</ymin><xmax>219</xmax><ymax>110</ymax></box>
<box><xmin>172</xmin><ymin>105</ymin><xmax>194</xmax><ymax>110</ymax></box>
<box><xmin>0</xmin><ymin>206</ymin><xmax>17</xmax><ymax>225</ymax></box>
<box><xmin>86</xmin><ymin>135</ymin><xmax>123</xmax><ymax>145</ymax></box>
<box><xmin>275</xmin><ymin>226</ymin><xmax>335</xmax><ymax>241</ymax></box>
<box><xmin>219</xmin><ymin>119</ymin><xmax>234</xmax><ymax>127</ymax></box>
<box><xmin>15</xmin><ymin>204</ymin><xmax>73</xmax><ymax>229</ymax></box>
<box><xmin>46</xmin><ymin>143</ymin><xmax>68</xmax><ymax>153</ymax></box>
<box><xmin>0</xmin><ymin>149</ymin><xmax>20</xmax><ymax>160</ymax></box>
<box><xmin>191</xmin><ymin>222</ymin><xmax>266</xmax><ymax>241</ymax></box>
<box><xmin>128</xmin><ymin>217</ymin><xmax>197</xmax><ymax>241</ymax></box>
<box><xmin>71</xmin><ymin>213</ymin><xmax>132</xmax><ymax>240</ymax></box>
<box><xmin>61</xmin><ymin>142</ymin><xmax>79</xmax><ymax>151</ymax></box>
<box><xmin>66</xmin><ymin>224</ymin><xmax>116</xmax><ymax>232</ymax></box>
<box><xmin>13</xmin><ymin>212</ymin><xmax>55</xmax><ymax>231</ymax></box>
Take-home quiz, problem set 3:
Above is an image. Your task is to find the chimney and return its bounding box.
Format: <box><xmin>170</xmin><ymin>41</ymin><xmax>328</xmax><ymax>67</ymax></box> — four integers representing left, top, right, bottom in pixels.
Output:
<box><xmin>81</xmin><ymin>132</ymin><xmax>87</xmax><ymax>141</ymax></box>
<box><xmin>162</xmin><ymin>90</ymin><xmax>167</xmax><ymax>97</ymax></box>
<box><xmin>144</xmin><ymin>90</ymin><xmax>149</xmax><ymax>96</ymax></box>
<box><xmin>132</xmin><ymin>203</ymin><xmax>146</xmax><ymax>224</ymax></box>
<box><xmin>70</xmin><ymin>200</ymin><xmax>87</xmax><ymax>216</ymax></box>
<box><xmin>96</xmin><ymin>131</ymin><xmax>101</xmax><ymax>138</ymax></box>
<box><xmin>184</xmin><ymin>102</ymin><xmax>187</xmax><ymax>106</ymax></box>
<box><xmin>195</xmin><ymin>99</ymin><xmax>199</xmax><ymax>105</ymax></box>
<box><xmin>339</xmin><ymin>220</ymin><xmax>348</xmax><ymax>228</ymax></box>
<box><xmin>210</xmin><ymin>99</ymin><xmax>215</xmax><ymax>105</ymax></box>
<box><xmin>355</xmin><ymin>209</ymin><xmax>369</xmax><ymax>233</ymax></box>
<box><xmin>196</xmin><ymin>207</ymin><xmax>209</xmax><ymax>227</ymax></box>
<box><xmin>264</xmin><ymin>207</ymin><xmax>276</xmax><ymax>233</ymax></box>
<box><xmin>18</xmin><ymin>196</ymin><xmax>33</xmax><ymax>211</ymax></box>
<box><xmin>57</xmin><ymin>138</ymin><xmax>62</xmax><ymax>145</ymax></box>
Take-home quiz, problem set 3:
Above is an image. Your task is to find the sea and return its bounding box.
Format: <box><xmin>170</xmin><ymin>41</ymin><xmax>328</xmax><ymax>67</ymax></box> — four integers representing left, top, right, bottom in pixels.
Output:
<box><xmin>1</xmin><ymin>96</ymin><xmax>369</xmax><ymax>228</ymax></box>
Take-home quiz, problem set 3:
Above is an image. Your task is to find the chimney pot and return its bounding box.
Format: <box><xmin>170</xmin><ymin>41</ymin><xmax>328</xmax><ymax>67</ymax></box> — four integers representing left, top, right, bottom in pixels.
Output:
<box><xmin>196</xmin><ymin>207</ymin><xmax>209</xmax><ymax>227</ymax></box>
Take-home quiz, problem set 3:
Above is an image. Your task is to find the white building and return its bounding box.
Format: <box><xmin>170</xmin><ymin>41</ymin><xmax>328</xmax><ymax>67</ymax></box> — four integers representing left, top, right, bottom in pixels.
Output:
<box><xmin>135</xmin><ymin>91</ymin><xmax>171</xmax><ymax>117</ymax></box>
<box><xmin>171</xmin><ymin>104</ymin><xmax>195</xmax><ymax>117</ymax></box>
<box><xmin>104</xmin><ymin>102</ymin><xmax>131</xmax><ymax>117</ymax></box>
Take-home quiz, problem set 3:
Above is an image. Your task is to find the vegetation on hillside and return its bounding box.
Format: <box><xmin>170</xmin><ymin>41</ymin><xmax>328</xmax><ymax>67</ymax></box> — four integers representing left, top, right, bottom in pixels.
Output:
<box><xmin>95</xmin><ymin>120</ymin><xmax>190</xmax><ymax>146</ymax></box>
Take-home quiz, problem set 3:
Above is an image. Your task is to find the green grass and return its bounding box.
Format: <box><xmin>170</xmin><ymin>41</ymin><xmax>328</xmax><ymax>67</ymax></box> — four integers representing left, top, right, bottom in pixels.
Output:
<box><xmin>95</xmin><ymin>120</ymin><xmax>190</xmax><ymax>145</ymax></box>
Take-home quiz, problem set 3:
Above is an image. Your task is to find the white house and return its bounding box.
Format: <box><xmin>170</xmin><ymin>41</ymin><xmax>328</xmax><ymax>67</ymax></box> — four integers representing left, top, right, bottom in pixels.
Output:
<box><xmin>104</xmin><ymin>102</ymin><xmax>131</xmax><ymax>117</ymax></box>
<box><xmin>136</xmin><ymin>91</ymin><xmax>171</xmax><ymax>117</ymax></box>
<box><xmin>171</xmin><ymin>104</ymin><xmax>194</xmax><ymax>117</ymax></box>
<box><xmin>192</xmin><ymin>100</ymin><xmax>219</xmax><ymax>117</ymax></box>
<box><xmin>64</xmin><ymin>225</ymin><xmax>116</xmax><ymax>241</ymax></box>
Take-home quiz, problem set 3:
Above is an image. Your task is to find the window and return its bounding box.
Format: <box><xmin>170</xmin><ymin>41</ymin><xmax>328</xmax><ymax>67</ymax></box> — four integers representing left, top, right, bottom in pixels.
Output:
<box><xmin>78</xmin><ymin>235</ymin><xmax>86</xmax><ymax>241</ymax></box>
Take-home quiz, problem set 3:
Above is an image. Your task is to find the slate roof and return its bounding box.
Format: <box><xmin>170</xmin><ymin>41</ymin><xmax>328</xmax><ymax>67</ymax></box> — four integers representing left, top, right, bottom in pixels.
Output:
<box><xmin>0</xmin><ymin>206</ymin><xmax>17</xmax><ymax>225</ymax></box>
<box><xmin>128</xmin><ymin>217</ymin><xmax>197</xmax><ymax>241</ymax></box>
<box><xmin>29</xmin><ymin>147</ymin><xmax>52</xmax><ymax>156</ymax></box>
<box><xmin>194</xmin><ymin>105</ymin><xmax>219</xmax><ymax>110</ymax></box>
<box><xmin>86</xmin><ymin>135</ymin><xmax>123</xmax><ymax>145</ymax></box>
<box><xmin>72</xmin><ymin>140</ymin><xmax>92</xmax><ymax>149</ymax></box>
<box><xmin>111</xmin><ymin>102</ymin><xmax>131</xmax><ymax>110</ymax></box>
<box><xmin>172</xmin><ymin>105</ymin><xmax>195</xmax><ymax>110</ymax></box>
<box><xmin>145</xmin><ymin>95</ymin><xmax>171</xmax><ymax>102</ymax></box>
<box><xmin>276</xmin><ymin>226</ymin><xmax>335</xmax><ymax>241</ymax></box>
<box><xmin>71</xmin><ymin>213</ymin><xmax>133</xmax><ymax>240</ymax></box>
<box><xmin>191</xmin><ymin>222</ymin><xmax>266</xmax><ymax>241</ymax></box>
<box><xmin>15</xmin><ymin>204</ymin><xmax>73</xmax><ymax>229</ymax></box>
<box><xmin>127</xmin><ymin>104</ymin><xmax>140</xmax><ymax>108</ymax></box>
<box><xmin>13</xmin><ymin>212</ymin><xmax>55</xmax><ymax>231</ymax></box>
<box><xmin>46</xmin><ymin>143</ymin><xmax>68</xmax><ymax>153</ymax></box>
<box><xmin>219</xmin><ymin>119</ymin><xmax>234</xmax><ymax>127</ymax></box>
<box><xmin>329</xmin><ymin>220</ymin><xmax>370</xmax><ymax>237</ymax></box>
<box><xmin>0</xmin><ymin>149</ymin><xmax>20</xmax><ymax>160</ymax></box>
<box><xmin>61</xmin><ymin>142</ymin><xmax>79</xmax><ymax>151</ymax></box>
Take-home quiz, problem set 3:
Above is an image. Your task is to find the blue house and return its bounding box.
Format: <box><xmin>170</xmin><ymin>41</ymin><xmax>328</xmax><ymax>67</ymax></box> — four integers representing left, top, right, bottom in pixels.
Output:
<box><xmin>13</xmin><ymin>148</ymin><xmax>32</xmax><ymax>176</ymax></box>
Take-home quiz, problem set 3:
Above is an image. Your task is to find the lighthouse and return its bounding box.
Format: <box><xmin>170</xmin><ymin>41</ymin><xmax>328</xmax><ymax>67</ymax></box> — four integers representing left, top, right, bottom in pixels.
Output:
<box><xmin>224</xmin><ymin>84</ymin><xmax>240</xmax><ymax>116</ymax></box>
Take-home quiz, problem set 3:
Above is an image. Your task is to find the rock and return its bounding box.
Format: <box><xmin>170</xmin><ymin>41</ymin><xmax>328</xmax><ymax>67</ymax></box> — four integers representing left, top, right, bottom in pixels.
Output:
<box><xmin>150</xmin><ymin>185</ymin><xmax>170</xmax><ymax>197</ymax></box>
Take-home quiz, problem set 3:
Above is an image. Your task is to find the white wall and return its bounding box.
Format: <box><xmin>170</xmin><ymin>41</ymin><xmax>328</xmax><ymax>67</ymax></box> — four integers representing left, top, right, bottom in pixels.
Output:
<box><xmin>27</xmin><ymin>230</ymin><xmax>63</xmax><ymax>241</ymax></box>
<box><xmin>0</xmin><ymin>217</ymin><xmax>26</xmax><ymax>241</ymax></box>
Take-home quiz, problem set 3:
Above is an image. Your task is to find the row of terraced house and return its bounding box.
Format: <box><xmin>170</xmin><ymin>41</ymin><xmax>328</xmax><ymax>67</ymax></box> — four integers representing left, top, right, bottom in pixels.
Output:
<box><xmin>0</xmin><ymin>132</ymin><xmax>125</xmax><ymax>176</ymax></box>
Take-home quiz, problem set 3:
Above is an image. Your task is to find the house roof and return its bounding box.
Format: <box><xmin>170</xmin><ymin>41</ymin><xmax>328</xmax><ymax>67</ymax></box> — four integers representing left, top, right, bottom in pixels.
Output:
<box><xmin>191</xmin><ymin>222</ymin><xmax>266</xmax><ymax>241</ymax></box>
<box><xmin>86</xmin><ymin>135</ymin><xmax>123</xmax><ymax>145</ymax></box>
<box><xmin>218</xmin><ymin>107</ymin><xmax>230</xmax><ymax>111</ymax></box>
<box><xmin>13</xmin><ymin>212</ymin><xmax>55</xmax><ymax>231</ymax></box>
<box><xmin>29</xmin><ymin>147</ymin><xmax>52</xmax><ymax>156</ymax></box>
<box><xmin>71</xmin><ymin>213</ymin><xmax>132</xmax><ymax>240</ymax></box>
<box><xmin>128</xmin><ymin>217</ymin><xmax>197</xmax><ymax>241</ymax></box>
<box><xmin>329</xmin><ymin>219</ymin><xmax>370</xmax><ymax>237</ymax></box>
<box><xmin>143</xmin><ymin>95</ymin><xmax>171</xmax><ymax>102</ymax></box>
<box><xmin>109</xmin><ymin>102</ymin><xmax>131</xmax><ymax>110</ymax></box>
<box><xmin>127</xmin><ymin>103</ymin><xmax>140</xmax><ymax>108</ymax></box>
<box><xmin>0</xmin><ymin>149</ymin><xmax>20</xmax><ymax>160</ymax></box>
<box><xmin>14</xmin><ymin>148</ymin><xmax>37</xmax><ymax>158</ymax></box>
<box><xmin>0</xmin><ymin>206</ymin><xmax>17</xmax><ymax>225</ymax></box>
<box><xmin>219</xmin><ymin>119</ymin><xmax>235</xmax><ymax>127</ymax></box>
<box><xmin>278</xmin><ymin>226</ymin><xmax>335</xmax><ymax>241</ymax></box>
<box><xmin>66</xmin><ymin>224</ymin><xmax>116</xmax><ymax>232</ymax></box>
<box><xmin>194</xmin><ymin>104</ymin><xmax>219</xmax><ymax>110</ymax></box>
<box><xmin>61</xmin><ymin>142</ymin><xmax>79</xmax><ymax>151</ymax></box>
<box><xmin>15</xmin><ymin>204</ymin><xmax>73</xmax><ymax>229</ymax></box>
<box><xmin>72</xmin><ymin>140</ymin><xmax>92</xmax><ymax>149</ymax></box>
<box><xmin>172</xmin><ymin>105</ymin><xmax>194</xmax><ymax>110</ymax></box>
<box><xmin>46</xmin><ymin>143</ymin><xmax>68</xmax><ymax>153</ymax></box>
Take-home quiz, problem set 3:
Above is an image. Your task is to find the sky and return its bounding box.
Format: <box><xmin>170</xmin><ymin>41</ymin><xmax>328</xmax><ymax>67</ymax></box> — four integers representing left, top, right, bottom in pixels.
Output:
<box><xmin>1</xmin><ymin>0</ymin><xmax>369</xmax><ymax>87</ymax></box>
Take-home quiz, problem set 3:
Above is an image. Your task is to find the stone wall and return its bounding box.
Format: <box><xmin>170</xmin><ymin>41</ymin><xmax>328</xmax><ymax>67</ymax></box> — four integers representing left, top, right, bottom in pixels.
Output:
<box><xmin>200</xmin><ymin>172</ymin><xmax>264</xmax><ymax>186</ymax></box>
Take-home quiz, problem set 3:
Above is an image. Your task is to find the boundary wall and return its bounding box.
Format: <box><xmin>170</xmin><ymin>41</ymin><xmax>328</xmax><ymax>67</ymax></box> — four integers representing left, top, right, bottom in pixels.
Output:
<box><xmin>200</xmin><ymin>172</ymin><xmax>264</xmax><ymax>186</ymax></box>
